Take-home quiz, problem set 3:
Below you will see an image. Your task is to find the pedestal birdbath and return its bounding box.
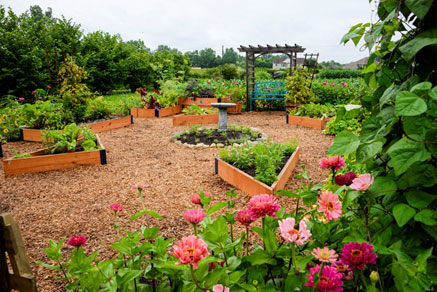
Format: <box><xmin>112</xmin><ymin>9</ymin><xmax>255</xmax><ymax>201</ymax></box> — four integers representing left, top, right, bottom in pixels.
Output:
<box><xmin>211</xmin><ymin>103</ymin><xmax>236</xmax><ymax>131</ymax></box>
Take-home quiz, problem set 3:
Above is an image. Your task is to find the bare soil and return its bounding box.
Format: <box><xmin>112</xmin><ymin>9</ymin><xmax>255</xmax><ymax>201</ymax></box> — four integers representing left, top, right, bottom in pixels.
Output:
<box><xmin>0</xmin><ymin>111</ymin><xmax>333</xmax><ymax>291</ymax></box>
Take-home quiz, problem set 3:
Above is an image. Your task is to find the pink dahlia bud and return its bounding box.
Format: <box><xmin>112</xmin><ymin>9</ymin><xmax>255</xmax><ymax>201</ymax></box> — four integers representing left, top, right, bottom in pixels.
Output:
<box><xmin>170</xmin><ymin>235</ymin><xmax>209</xmax><ymax>269</ymax></box>
<box><xmin>32</xmin><ymin>90</ymin><xmax>37</xmax><ymax>94</ymax></box>
<box><xmin>350</xmin><ymin>174</ymin><xmax>374</xmax><ymax>191</ymax></box>
<box><xmin>47</xmin><ymin>85</ymin><xmax>52</xmax><ymax>89</ymax></box>
<box><xmin>110</xmin><ymin>204</ymin><xmax>123</xmax><ymax>211</ymax></box>
<box><xmin>191</xmin><ymin>192</ymin><xmax>211</xmax><ymax>205</ymax></box>
<box><xmin>235</xmin><ymin>209</ymin><xmax>254</xmax><ymax>227</ymax></box>
<box><xmin>67</xmin><ymin>235</ymin><xmax>87</xmax><ymax>247</ymax></box>
<box><xmin>183</xmin><ymin>209</ymin><xmax>207</xmax><ymax>224</ymax></box>
<box><xmin>247</xmin><ymin>194</ymin><xmax>280</xmax><ymax>220</ymax></box>
<box><xmin>18</xmin><ymin>97</ymin><xmax>25</xmax><ymax>101</ymax></box>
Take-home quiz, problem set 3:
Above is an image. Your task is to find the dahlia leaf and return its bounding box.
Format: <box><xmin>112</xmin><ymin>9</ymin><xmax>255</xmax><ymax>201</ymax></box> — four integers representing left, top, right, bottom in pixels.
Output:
<box><xmin>393</xmin><ymin>204</ymin><xmax>416</xmax><ymax>227</ymax></box>
<box><xmin>145</xmin><ymin>209</ymin><xmax>163</xmax><ymax>220</ymax></box>
<box><xmin>207</xmin><ymin>202</ymin><xmax>227</xmax><ymax>215</ymax></box>
<box><xmin>327</xmin><ymin>130</ymin><xmax>360</xmax><ymax>155</ymax></box>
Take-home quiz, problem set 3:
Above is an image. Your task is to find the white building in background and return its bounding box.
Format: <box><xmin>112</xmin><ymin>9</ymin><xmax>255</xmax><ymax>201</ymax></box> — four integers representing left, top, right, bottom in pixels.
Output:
<box><xmin>272</xmin><ymin>57</ymin><xmax>305</xmax><ymax>69</ymax></box>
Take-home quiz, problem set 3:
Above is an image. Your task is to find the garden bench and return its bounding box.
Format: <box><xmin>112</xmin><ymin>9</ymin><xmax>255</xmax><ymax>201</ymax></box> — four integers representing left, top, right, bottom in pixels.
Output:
<box><xmin>250</xmin><ymin>81</ymin><xmax>288</xmax><ymax>111</ymax></box>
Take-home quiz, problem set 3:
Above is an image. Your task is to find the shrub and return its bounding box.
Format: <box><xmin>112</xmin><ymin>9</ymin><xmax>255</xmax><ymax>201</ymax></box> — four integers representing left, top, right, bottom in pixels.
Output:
<box><xmin>317</xmin><ymin>69</ymin><xmax>362</xmax><ymax>79</ymax></box>
<box><xmin>86</xmin><ymin>97</ymin><xmax>112</xmax><ymax>120</ymax></box>
<box><xmin>21</xmin><ymin>100</ymin><xmax>67</xmax><ymax>129</ymax></box>
<box><xmin>220</xmin><ymin>64</ymin><xmax>239</xmax><ymax>80</ymax></box>
<box><xmin>312</xmin><ymin>79</ymin><xmax>364</xmax><ymax>105</ymax></box>
<box><xmin>284</xmin><ymin>68</ymin><xmax>316</xmax><ymax>104</ymax></box>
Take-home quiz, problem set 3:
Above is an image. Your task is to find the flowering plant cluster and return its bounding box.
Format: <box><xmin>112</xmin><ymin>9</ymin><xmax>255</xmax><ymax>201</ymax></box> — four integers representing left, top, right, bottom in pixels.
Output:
<box><xmin>312</xmin><ymin>78</ymin><xmax>366</xmax><ymax>105</ymax></box>
<box><xmin>40</xmin><ymin>164</ymin><xmax>383</xmax><ymax>291</ymax></box>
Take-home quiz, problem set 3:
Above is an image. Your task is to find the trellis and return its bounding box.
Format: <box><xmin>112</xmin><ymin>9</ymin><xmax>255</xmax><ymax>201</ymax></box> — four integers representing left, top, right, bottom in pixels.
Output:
<box><xmin>237</xmin><ymin>44</ymin><xmax>306</xmax><ymax>110</ymax></box>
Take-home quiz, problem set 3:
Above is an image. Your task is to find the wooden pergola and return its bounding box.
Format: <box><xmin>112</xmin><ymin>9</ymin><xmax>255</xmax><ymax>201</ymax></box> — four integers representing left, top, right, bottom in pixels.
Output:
<box><xmin>238</xmin><ymin>44</ymin><xmax>306</xmax><ymax>110</ymax></box>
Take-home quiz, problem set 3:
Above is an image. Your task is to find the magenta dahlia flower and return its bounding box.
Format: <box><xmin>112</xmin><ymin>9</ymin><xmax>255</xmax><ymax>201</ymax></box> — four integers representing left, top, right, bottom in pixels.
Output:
<box><xmin>110</xmin><ymin>204</ymin><xmax>123</xmax><ymax>211</ymax></box>
<box><xmin>339</xmin><ymin>242</ymin><xmax>377</xmax><ymax>270</ymax></box>
<box><xmin>312</xmin><ymin>247</ymin><xmax>338</xmax><ymax>263</ymax></box>
<box><xmin>332</xmin><ymin>261</ymin><xmax>354</xmax><ymax>281</ymax></box>
<box><xmin>317</xmin><ymin>191</ymin><xmax>342</xmax><ymax>222</ymax></box>
<box><xmin>67</xmin><ymin>235</ymin><xmax>87</xmax><ymax>247</ymax></box>
<box><xmin>319</xmin><ymin>156</ymin><xmax>347</xmax><ymax>171</ymax></box>
<box><xmin>305</xmin><ymin>265</ymin><xmax>344</xmax><ymax>292</ymax></box>
<box><xmin>170</xmin><ymin>235</ymin><xmax>209</xmax><ymax>269</ymax></box>
<box><xmin>183</xmin><ymin>209</ymin><xmax>207</xmax><ymax>224</ymax></box>
<box><xmin>335</xmin><ymin>171</ymin><xmax>357</xmax><ymax>186</ymax></box>
<box><xmin>278</xmin><ymin>217</ymin><xmax>311</xmax><ymax>245</ymax></box>
<box><xmin>247</xmin><ymin>194</ymin><xmax>280</xmax><ymax>220</ymax></box>
<box><xmin>350</xmin><ymin>174</ymin><xmax>374</xmax><ymax>191</ymax></box>
<box><xmin>235</xmin><ymin>209</ymin><xmax>255</xmax><ymax>228</ymax></box>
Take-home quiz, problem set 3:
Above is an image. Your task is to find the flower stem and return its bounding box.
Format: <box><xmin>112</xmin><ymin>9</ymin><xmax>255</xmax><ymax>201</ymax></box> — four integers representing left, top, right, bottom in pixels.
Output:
<box><xmin>190</xmin><ymin>264</ymin><xmax>208</xmax><ymax>291</ymax></box>
<box><xmin>193</xmin><ymin>223</ymin><xmax>198</xmax><ymax>236</ymax></box>
<box><xmin>262</xmin><ymin>217</ymin><xmax>266</xmax><ymax>250</ymax></box>
<box><xmin>245</xmin><ymin>227</ymin><xmax>249</xmax><ymax>256</ymax></box>
<box><xmin>138</xmin><ymin>189</ymin><xmax>146</xmax><ymax>210</ymax></box>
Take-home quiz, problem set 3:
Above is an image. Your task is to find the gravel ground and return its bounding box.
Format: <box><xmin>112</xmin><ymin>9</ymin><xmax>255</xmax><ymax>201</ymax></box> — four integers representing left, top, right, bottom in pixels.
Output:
<box><xmin>0</xmin><ymin>111</ymin><xmax>333</xmax><ymax>291</ymax></box>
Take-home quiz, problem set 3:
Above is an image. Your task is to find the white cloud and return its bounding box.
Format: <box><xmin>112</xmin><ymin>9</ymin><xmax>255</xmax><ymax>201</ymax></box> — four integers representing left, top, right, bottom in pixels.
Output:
<box><xmin>2</xmin><ymin>0</ymin><xmax>375</xmax><ymax>63</ymax></box>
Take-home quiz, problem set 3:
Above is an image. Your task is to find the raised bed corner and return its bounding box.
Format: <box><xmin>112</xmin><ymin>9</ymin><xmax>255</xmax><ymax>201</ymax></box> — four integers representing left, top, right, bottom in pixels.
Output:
<box><xmin>215</xmin><ymin>147</ymin><xmax>300</xmax><ymax>196</ymax></box>
<box><xmin>286</xmin><ymin>115</ymin><xmax>327</xmax><ymax>130</ymax></box>
<box><xmin>20</xmin><ymin>115</ymin><xmax>133</xmax><ymax>142</ymax></box>
<box><xmin>2</xmin><ymin>134</ymin><xmax>106</xmax><ymax>176</ymax></box>
<box><xmin>172</xmin><ymin>113</ymin><xmax>219</xmax><ymax>126</ymax></box>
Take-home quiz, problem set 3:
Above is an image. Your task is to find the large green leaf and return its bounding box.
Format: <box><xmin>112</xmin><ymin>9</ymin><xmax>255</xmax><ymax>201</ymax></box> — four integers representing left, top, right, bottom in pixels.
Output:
<box><xmin>246</xmin><ymin>249</ymin><xmax>277</xmax><ymax>265</ymax></box>
<box><xmin>393</xmin><ymin>203</ymin><xmax>416</xmax><ymax>227</ymax></box>
<box><xmin>415</xmin><ymin>210</ymin><xmax>437</xmax><ymax>226</ymax></box>
<box><xmin>327</xmin><ymin>131</ymin><xmax>360</xmax><ymax>155</ymax></box>
<box><xmin>369</xmin><ymin>176</ymin><xmax>397</xmax><ymax>198</ymax></box>
<box><xmin>405</xmin><ymin>0</ymin><xmax>433</xmax><ymax>20</ymax></box>
<box><xmin>387</xmin><ymin>138</ymin><xmax>431</xmax><ymax>176</ymax></box>
<box><xmin>379</xmin><ymin>85</ymin><xmax>400</xmax><ymax>107</ymax></box>
<box><xmin>406</xmin><ymin>191</ymin><xmax>436</xmax><ymax>209</ymax></box>
<box><xmin>398</xmin><ymin>162</ymin><xmax>437</xmax><ymax>188</ymax></box>
<box><xmin>356</xmin><ymin>139</ymin><xmax>385</xmax><ymax>162</ymax></box>
<box><xmin>429</xmin><ymin>87</ymin><xmax>437</xmax><ymax>100</ymax></box>
<box><xmin>395</xmin><ymin>91</ymin><xmax>427</xmax><ymax>116</ymax></box>
<box><xmin>411</xmin><ymin>81</ymin><xmax>432</xmax><ymax>95</ymax></box>
<box><xmin>425</xmin><ymin>129</ymin><xmax>437</xmax><ymax>158</ymax></box>
<box><xmin>399</xmin><ymin>28</ymin><xmax>437</xmax><ymax>60</ymax></box>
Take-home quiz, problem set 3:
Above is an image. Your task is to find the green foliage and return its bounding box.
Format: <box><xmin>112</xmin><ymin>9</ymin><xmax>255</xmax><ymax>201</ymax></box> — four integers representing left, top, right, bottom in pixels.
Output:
<box><xmin>219</xmin><ymin>140</ymin><xmax>298</xmax><ymax>185</ymax></box>
<box><xmin>312</xmin><ymin>78</ymin><xmax>368</xmax><ymax>105</ymax></box>
<box><xmin>86</xmin><ymin>97</ymin><xmax>112</xmax><ymax>121</ymax></box>
<box><xmin>13</xmin><ymin>149</ymin><xmax>32</xmax><ymax>158</ymax></box>
<box><xmin>255</xmin><ymin>70</ymin><xmax>272</xmax><ymax>81</ymax></box>
<box><xmin>324</xmin><ymin>104</ymin><xmax>367</xmax><ymax>135</ymax></box>
<box><xmin>328</xmin><ymin>1</ymin><xmax>437</xmax><ymax>290</ymax></box>
<box><xmin>43</xmin><ymin>123</ymin><xmax>99</xmax><ymax>154</ymax></box>
<box><xmin>21</xmin><ymin>100</ymin><xmax>67</xmax><ymax>129</ymax></box>
<box><xmin>284</xmin><ymin>68</ymin><xmax>316</xmax><ymax>104</ymax></box>
<box><xmin>0</xmin><ymin>103</ymin><xmax>26</xmax><ymax>142</ymax></box>
<box><xmin>288</xmin><ymin>103</ymin><xmax>334</xmax><ymax>119</ymax></box>
<box><xmin>229</xmin><ymin>85</ymin><xmax>246</xmax><ymax>102</ymax></box>
<box><xmin>317</xmin><ymin>69</ymin><xmax>362</xmax><ymax>79</ymax></box>
<box><xmin>182</xmin><ymin>105</ymin><xmax>217</xmax><ymax>115</ymax></box>
<box><xmin>220</xmin><ymin>64</ymin><xmax>238</xmax><ymax>80</ymax></box>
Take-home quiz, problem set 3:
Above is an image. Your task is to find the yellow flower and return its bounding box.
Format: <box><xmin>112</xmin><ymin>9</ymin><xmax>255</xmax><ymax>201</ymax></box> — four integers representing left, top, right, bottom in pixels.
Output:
<box><xmin>14</xmin><ymin>121</ymin><xmax>18</xmax><ymax>127</ymax></box>
<box><xmin>3</xmin><ymin>128</ymin><xmax>8</xmax><ymax>133</ymax></box>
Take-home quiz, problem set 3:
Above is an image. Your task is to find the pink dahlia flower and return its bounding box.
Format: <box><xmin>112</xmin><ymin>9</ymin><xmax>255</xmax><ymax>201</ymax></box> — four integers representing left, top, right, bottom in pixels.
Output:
<box><xmin>67</xmin><ymin>235</ymin><xmax>87</xmax><ymax>247</ymax></box>
<box><xmin>170</xmin><ymin>235</ymin><xmax>209</xmax><ymax>269</ymax></box>
<box><xmin>333</xmin><ymin>261</ymin><xmax>354</xmax><ymax>281</ymax></box>
<box><xmin>235</xmin><ymin>209</ymin><xmax>255</xmax><ymax>228</ymax></box>
<box><xmin>18</xmin><ymin>97</ymin><xmax>25</xmax><ymax>101</ymax></box>
<box><xmin>335</xmin><ymin>171</ymin><xmax>357</xmax><ymax>186</ymax></box>
<box><xmin>247</xmin><ymin>194</ymin><xmax>280</xmax><ymax>220</ymax></box>
<box><xmin>191</xmin><ymin>192</ymin><xmax>211</xmax><ymax>205</ymax></box>
<box><xmin>305</xmin><ymin>265</ymin><xmax>344</xmax><ymax>292</ymax></box>
<box><xmin>279</xmin><ymin>217</ymin><xmax>311</xmax><ymax>245</ymax></box>
<box><xmin>184</xmin><ymin>209</ymin><xmax>207</xmax><ymax>224</ymax></box>
<box><xmin>319</xmin><ymin>156</ymin><xmax>346</xmax><ymax>171</ymax></box>
<box><xmin>317</xmin><ymin>191</ymin><xmax>342</xmax><ymax>222</ymax></box>
<box><xmin>132</xmin><ymin>182</ymin><xmax>150</xmax><ymax>190</ymax></box>
<box><xmin>212</xmin><ymin>284</ymin><xmax>230</xmax><ymax>292</ymax></box>
<box><xmin>312</xmin><ymin>247</ymin><xmax>338</xmax><ymax>263</ymax></box>
<box><xmin>38</xmin><ymin>97</ymin><xmax>43</xmax><ymax>100</ymax></box>
<box><xmin>32</xmin><ymin>90</ymin><xmax>37</xmax><ymax>94</ymax></box>
<box><xmin>47</xmin><ymin>85</ymin><xmax>52</xmax><ymax>89</ymax></box>
<box><xmin>110</xmin><ymin>204</ymin><xmax>123</xmax><ymax>211</ymax></box>
<box><xmin>339</xmin><ymin>242</ymin><xmax>377</xmax><ymax>270</ymax></box>
<box><xmin>350</xmin><ymin>174</ymin><xmax>374</xmax><ymax>191</ymax></box>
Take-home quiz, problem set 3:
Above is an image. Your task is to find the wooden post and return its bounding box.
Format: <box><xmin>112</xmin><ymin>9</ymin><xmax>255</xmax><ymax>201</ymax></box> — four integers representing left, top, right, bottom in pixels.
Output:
<box><xmin>0</xmin><ymin>213</ymin><xmax>37</xmax><ymax>292</ymax></box>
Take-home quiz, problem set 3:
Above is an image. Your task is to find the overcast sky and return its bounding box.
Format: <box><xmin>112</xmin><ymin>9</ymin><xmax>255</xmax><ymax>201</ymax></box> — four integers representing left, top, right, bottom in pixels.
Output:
<box><xmin>2</xmin><ymin>0</ymin><xmax>376</xmax><ymax>63</ymax></box>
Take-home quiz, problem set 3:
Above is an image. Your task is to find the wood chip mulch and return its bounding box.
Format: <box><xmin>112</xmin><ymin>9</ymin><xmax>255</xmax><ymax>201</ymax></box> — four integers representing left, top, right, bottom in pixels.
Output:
<box><xmin>0</xmin><ymin>111</ymin><xmax>333</xmax><ymax>291</ymax></box>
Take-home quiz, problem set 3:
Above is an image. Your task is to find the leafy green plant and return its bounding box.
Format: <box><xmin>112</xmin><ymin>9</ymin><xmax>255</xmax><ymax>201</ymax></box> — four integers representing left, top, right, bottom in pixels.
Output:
<box><xmin>0</xmin><ymin>104</ymin><xmax>26</xmax><ymax>142</ymax></box>
<box><xmin>43</xmin><ymin>123</ymin><xmax>99</xmax><ymax>154</ymax></box>
<box><xmin>324</xmin><ymin>104</ymin><xmax>367</xmax><ymax>135</ymax></box>
<box><xmin>182</xmin><ymin>105</ymin><xmax>217</xmax><ymax>115</ymax></box>
<box><xmin>317</xmin><ymin>69</ymin><xmax>362</xmax><ymax>79</ymax></box>
<box><xmin>86</xmin><ymin>97</ymin><xmax>112</xmax><ymax>120</ymax></box>
<box><xmin>284</xmin><ymin>68</ymin><xmax>316</xmax><ymax>104</ymax></box>
<box><xmin>288</xmin><ymin>102</ymin><xmax>334</xmax><ymax>119</ymax></box>
<box><xmin>21</xmin><ymin>101</ymin><xmax>67</xmax><ymax>129</ymax></box>
<box><xmin>13</xmin><ymin>149</ymin><xmax>32</xmax><ymax>158</ymax></box>
<box><xmin>312</xmin><ymin>78</ymin><xmax>368</xmax><ymax>105</ymax></box>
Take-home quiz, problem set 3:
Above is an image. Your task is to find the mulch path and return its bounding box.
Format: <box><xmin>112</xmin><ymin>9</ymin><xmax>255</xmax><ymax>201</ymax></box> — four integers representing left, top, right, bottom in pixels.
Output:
<box><xmin>0</xmin><ymin>111</ymin><xmax>333</xmax><ymax>291</ymax></box>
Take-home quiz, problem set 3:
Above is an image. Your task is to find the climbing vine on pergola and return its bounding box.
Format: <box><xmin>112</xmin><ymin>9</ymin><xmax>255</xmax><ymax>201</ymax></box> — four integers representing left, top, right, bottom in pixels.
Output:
<box><xmin>238</xmin><ymin>44</ymin><xmax>306</xmax><ymax>110</ymax></box>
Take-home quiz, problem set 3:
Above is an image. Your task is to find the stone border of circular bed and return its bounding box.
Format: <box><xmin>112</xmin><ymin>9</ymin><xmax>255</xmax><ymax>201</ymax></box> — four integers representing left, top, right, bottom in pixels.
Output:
<box><xmin>170</xmin><ymin>127</ymin><xmax>268</xmax><ymax>148</ymax></box>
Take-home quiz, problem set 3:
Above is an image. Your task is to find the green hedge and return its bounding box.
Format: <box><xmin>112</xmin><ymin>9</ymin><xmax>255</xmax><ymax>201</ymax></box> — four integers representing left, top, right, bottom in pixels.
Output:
<box><xmin>317</xmin><ymin>69</ymin><xmax>362</xmax><ymax>79</ymax></box>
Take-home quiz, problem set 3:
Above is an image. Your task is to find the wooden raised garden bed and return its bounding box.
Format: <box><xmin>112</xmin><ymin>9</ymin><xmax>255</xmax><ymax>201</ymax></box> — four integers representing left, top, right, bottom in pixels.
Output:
<box><xmin>172</xmin><ymin>113</ymin><xmax>219</xmax><ymax>126</ymax></box>
<box><xmin>130</xmin><ymin>106</ymin><xmax>182</xmax><ymax>118</ymax></box>
<box><xmin>2</xmin><ymin>135</ymin><xmax>106</xmax><ymax>176</ymax></box>
<box><xmin>215</xmin><ymin>147</ymin><xmax>300</xmax><ymax>196</ymax></box>
<box><xmin>286</xmin><ymin>115</ymin><xmax>327</xmax><ymax>130</ymax></box>
<box><xmin>227</xmin><ymin>101</ymin><xmax>242</xmax><ymax>114</ymax></box>
<box><xmin>20</xmin><ymin>115</ymin><xmax>133</xmax><ymax>142</ymax></box>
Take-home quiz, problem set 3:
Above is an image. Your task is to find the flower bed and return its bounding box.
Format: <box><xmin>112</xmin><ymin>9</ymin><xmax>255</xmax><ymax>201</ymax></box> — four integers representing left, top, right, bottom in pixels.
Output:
<box><xmin>172</xmin><ymin>113</ymin><xmax>219</xmax><ymax>126</ymax></box>
<box><xmin>286</xmin><ymin>115</ymin><xmax>328</xmax><ymax>130</ymax></box>
<box><xmin>216</xmin><ymin>143</ymin><xmax>300</xmax><ymax>196</ymax></box>
<box><xmin>130</xmin><ymin>105</ymin><xmax>182</xmax><ymax>118</ymax></box>
<box><xmin>2</xmin><ymin>134</ymin><xmax>106</xmax><ymax>176</ymax></box>
<box><xmin>20</xmin><ymin>115</ymin><xmax>133</xmax><ymax>142</ymax></box>
<box><xmin>178</xmin><ymin>97</ymin><xmax>229</xmax><ymax>109</ymax></box>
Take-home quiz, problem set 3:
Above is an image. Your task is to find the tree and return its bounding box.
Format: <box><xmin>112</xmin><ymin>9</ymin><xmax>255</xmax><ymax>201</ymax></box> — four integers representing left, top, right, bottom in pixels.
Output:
<box><xmin>222</xmin><ymin>47</ymin><xmax>238</xmax><ymax>64</ymax></box>
<box><xmin>198</xmin><ymin>48</ymin><xmax>219</xmax><ymax>68</ymax></box>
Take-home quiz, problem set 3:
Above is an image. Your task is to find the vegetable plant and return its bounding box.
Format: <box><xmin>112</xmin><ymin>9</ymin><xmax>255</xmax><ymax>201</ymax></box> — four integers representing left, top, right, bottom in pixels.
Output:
<box><xmin>43</xmin><ymin>123</ymin><xmax>99</xmax><ymax>154</ymax></box>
